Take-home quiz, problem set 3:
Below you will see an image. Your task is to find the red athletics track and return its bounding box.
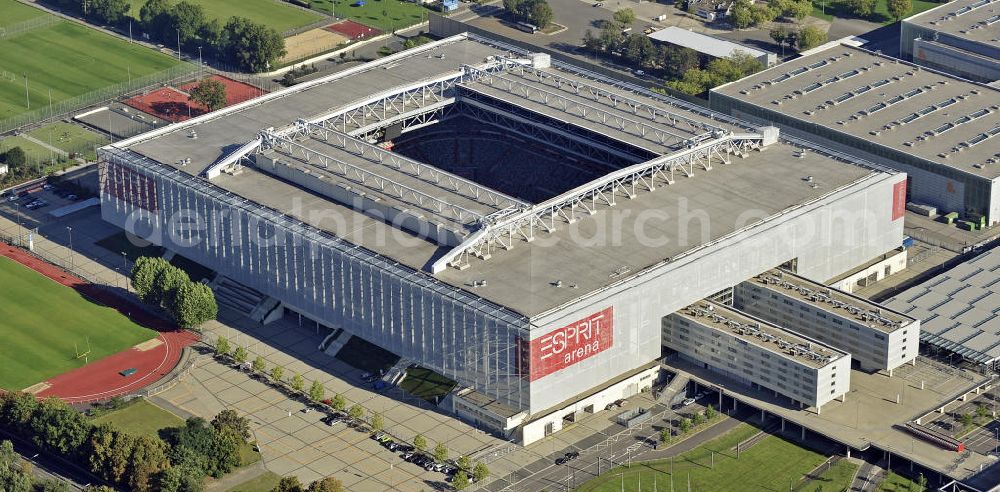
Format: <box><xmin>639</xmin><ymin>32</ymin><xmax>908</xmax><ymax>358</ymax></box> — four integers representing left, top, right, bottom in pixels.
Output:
<box><xmin>0</xmin><ymin>243</ymin><xmax>199</xmax><ymax>403</ymax></box>
<box><xmin>326</xmin><ymin>19</ymin><xmax>382</xmax><ymax>40</ymax></box>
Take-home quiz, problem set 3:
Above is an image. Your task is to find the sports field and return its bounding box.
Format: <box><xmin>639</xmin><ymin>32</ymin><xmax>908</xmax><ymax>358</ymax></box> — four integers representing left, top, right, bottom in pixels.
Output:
<box><xmin>577</xmin><ymin>423</ymin><xmax>848</xmax><ymax>492</ymax></box>
<box><xmin>311</xmin><ymin>0</ymin><xmax>427</xmax><ymax>31</ymax></box>
<box><xmin>26</xmin><ymin>122</ymin><xmax>109</xmax><ymax>161</ymax></box>
<box><xmin>125</xmin><ymin>0</ymin><xmax>325</xmax><ymax>33</ymax></box>
<box><xmin>0</xmin><ymin>15</ymin><xmax>184</xmax><ymax>121</ymax></box>
<box><xmin>810</xmin><ymin>0</ymin><xmax>939</xmax><ymax>22</ymax></box>
<box><xmin>0</xmin><ymin>256</ymin><xmax>157</xmax><ymax>391</ymax></box>
<box><xmin>0</xmin><ymin>0</ymin><xmax>48</xmax><ymax>26</ymax></box>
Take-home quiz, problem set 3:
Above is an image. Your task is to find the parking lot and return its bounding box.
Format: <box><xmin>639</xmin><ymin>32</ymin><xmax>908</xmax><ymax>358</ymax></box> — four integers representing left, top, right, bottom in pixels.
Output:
<box><xmin>925</xmin><ymin>388</ymin><xmax>999</xmax><ymax>456</ymax></box>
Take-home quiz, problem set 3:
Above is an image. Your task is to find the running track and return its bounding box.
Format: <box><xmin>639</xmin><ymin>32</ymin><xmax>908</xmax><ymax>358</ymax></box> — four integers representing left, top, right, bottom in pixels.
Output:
<box><xmin>1</xmin><ymin>243</ymin><xmax>199</xmax><ymax>403</ymax></box>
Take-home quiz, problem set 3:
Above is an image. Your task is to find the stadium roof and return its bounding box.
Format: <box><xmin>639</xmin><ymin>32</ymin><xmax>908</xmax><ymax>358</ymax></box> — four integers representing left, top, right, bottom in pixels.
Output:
<box><xmin>885</xmin><ymin>246</ymin><xmax>1000</xmax><ymax>365</ymax></box>
<box><xmin>647</xmin><ymin>27</ymin><xmax>773</xmax><ymax>61</ymax></box>
<box><xmin>111</xmin><ymin>34</ymin><xmax>890</xmax><ymax>319</ymax></box>
<box><xmin>904</xmin><ymin>0</ymin><xmax>1000</xmax><ymax>46</ymax></box>
<box><xmin>712</xmin><ymin>44</ymin><xmax>1000</xmax><ymax>179</ymax></box>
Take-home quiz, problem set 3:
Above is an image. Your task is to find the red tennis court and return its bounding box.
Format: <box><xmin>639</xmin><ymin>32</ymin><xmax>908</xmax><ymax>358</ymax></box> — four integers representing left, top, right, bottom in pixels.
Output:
<box><xmin>326</xmin><ymin>19</ymin><xmax>382</xmax><ymax>40</ymax></box>
<box><xmin>124</xmin><ymin>75</ymin><xmax>268</xmax><ymax>123</ymax></box>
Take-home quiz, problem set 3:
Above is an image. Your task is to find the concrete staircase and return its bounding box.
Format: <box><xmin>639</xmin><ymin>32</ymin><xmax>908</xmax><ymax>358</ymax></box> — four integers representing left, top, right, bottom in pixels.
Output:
<box><xmin>657</xmin><ymin>372</ymin><xmax>690</xmax><ymax>405</ymax></box>
<box><xmin>384</xmin><ymin>359</ymin><xmax>413</xmax><ymax>386</ymax></box>
<box><xmin>321</xmin><ymin>329</ymin><xmax>349</xmax><ymax>356</ymax></box>
<box><xmin>210</xmin><ymin>275</ymin><xmax>266</xmax><ymax>319</ymax></box>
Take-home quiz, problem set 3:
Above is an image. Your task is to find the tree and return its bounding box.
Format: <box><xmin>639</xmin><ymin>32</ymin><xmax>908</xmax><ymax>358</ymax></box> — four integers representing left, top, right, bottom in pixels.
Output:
<box><xmin>917</xmin><ymin>473</ymin><xmax>928</xmax><ymax>491</ymax></box>
<box><xmin>846</xmin><ymin>0</ymin><xmax>877</xmax><ymax>18</ymax></box>
<box><xmin>413</xmin><ymin>434</ymin><xmax>427</xmax><ymax>453</ymax></box>
<box><xmin>660</xmin><ymin>428</ymin><xmax>672</xmax><ymax>443</ymax></box>
<box><xmin>770</xmin><ymin>26</ymin><xmax>790</xmax><ymax>56</ymax></box>
<box><xmin>624</xmin><ymin>33</ymin><xmax>656</xmax><ymax>68</ymax></box>
<box><xmin>599</xmin><ymin>21</ymin><xmax>622</xmax><ymax>52</ymax></box>
<box><xmin>452</xmin><ymin>471</ymin><xmax>470</xmax><ymax>490</ymax></box>
<box><xmin>348</xmin><ymin>404</ymin><xmax>364</xmax><ymax>422</ymax></box>
<box><xmin>273</xmin><ymin>476</ymin><xmax>305</xmax><ymax>492</ymax></box>
<box><xmin>270</xmin><ymin>365</ymin><xmax>284</xmax><ymax>383</ymax></box>
<box><xmin>222</xmin><ymin>17</ymin><xmax>286</xmax><ymax>73</ymax></box>
<box><xmin>502</xmin><ymin>0</ymin><xmax>522</xmax><ymax>16</ymax></box>
<box><xmin>252</xmin><ymin>355</ymin><xmax>267</xmax><ymax>374</ymax></box>
<box><xmin>291</xmin><ymin>373</ymin><xmax>305</xmax><ymax>392</ymax></box>
<box><xmin>309</xmin><ymin>380</ymin><xmax>325</xmax><ymax>402</ymax></box>
<box><xmin>457</xmin><ymin>455</ymin><xmax>471</xmax><ymax>471</ymax></box>
<box><xmin>35</xmin><ymin>478</ymin><xmax>70</xmax><ymax>492</ymax></box>
<box><xmin>976</xmin><ymin>404</ymin><xmax>989</xmax><ymax>422</ymax></box>
<box><xmin>0</xmin><ymin>440</ymin><xmax>33</xmax><ymax>492</ymax></box>
<box><xmin>705</xmin><ymin>404</ymin><xmax>716</xmax><ymax>420</ymax></box>
<box><xmin>211</xmin><ymin>409</ymin><xmax>251</xmax><ymax>441</ymax></box>
<box><xmin>233</xmin><ymin>346</ymin><xmax>248</xmax><ymax>365</ymax></box>
<box><xmin>729</xmin><ymin>0</ymin><xmax>753</xmax><ymax>28</ymax></box>
<box><xmin>960</xmin><ymin>412</ymin><xmax>974</xmax><ymax>430</ymax></box>
<box><xmin>692</xmin><ymin>412</ymin><xmax>704</xmax><ymax>426</ymax></box>
<box><xmin>307</xmin><ymin>477</ymin><xmax>344</xmax><ymax>492</ymax></box>
<box><xmin>214</xmin><ymin>336</ymin><xmax>231</xmax><ymax>358</ymax></box>
<box><xmin>331</xmin><ymin>394</ymin><xmax>346</xmax><ymax>412</ymax></box>
<box><xmin>139</xmin><ymin>0</ymin><xmax>172</xmax><ymax>39</ymax></box>
<box><xmin>663</xmin><ymin>46</ymin><xmax>699</xmax><ymax>79</ymax></box>
<box><xmin>528</xmin><ymin>0</ymin><xmax>554</xmax><ymax>29</ymax></box>
<box><xmin>679</xmin><ymin>418</ymin><xmax>691</xmax><ymax>434</ymax></box>
<box><xmin>151</xmin><ymin>263</ymin><xmax>189</xmax><ymax>308</ymax></box>
<box><xmin>370</xmin><ymin>412</ymin><xmax>384</xmax><ymax>433</ymax></box>
<box><xmin>582</xmin><ymin>29</ymin><xmax>602</xmax><ymax>53</ymax></box>
<box><xmin>168</xmin><ymin>1</ymin><xmax>206</xmax><ymax>47</ymax></box>
<box><xmin>613</xmin><ymin>8</ymin><xmax>636</xmax><ymax>26</ymax></box>
<box><xmin>887</xmin><ymin>0</ymin><xmax>912</xmax><ymax>21</ymax></box>
<box><xmin>433</xmin><ymin>442</ymin><xmax>449</xmax><ymax>463</ymax></box>
<box><xmin>750</xmin><ymin>3</ymin><xmax>778</xmax><ymax>25</ymax></box>
<box><xmin>797</xmin><ymin>25</ymin><xmax>828</xmax><ymax>51</ymax></box>
<box><xmin>90</xmin><ymin>0</ymin><xmax>130</xmax><ymax>25</ymax></box>
<box><xmin>29</xmin><ymin>398</ymin><xmax>89</xmax><ymax>456</ymax></box>
<box><xmin>126</xmin><ymin>435</ymin><xmax>169</xmax><ymax>492</ymax></box>
<box><xmin>199</xmin><ymin>19</ymin><xmax>224</xmax><ymax>57</ymax></box>
<box><xmin>131</xmin><ymin>256</ymin><xmax>169</xmax><ymax>303</ymax></box>
<box><xmin>0</xmin><ymin>391</ymin><xmax>39</xmax><ymax>428</ymax></box>
<box><xmin>188</xmin><ymin>79</ymin><xmax>227</xmax><ymax>112</ymax></box>
<box><xmin>473</xmin><ymin>462</ymin><xmax>490</xmax><ymax>483</ymax></box>
<box><xmin>170</xmin><ymin>280</ymin><xmax>217</xmax><ymax>329</ymax></box>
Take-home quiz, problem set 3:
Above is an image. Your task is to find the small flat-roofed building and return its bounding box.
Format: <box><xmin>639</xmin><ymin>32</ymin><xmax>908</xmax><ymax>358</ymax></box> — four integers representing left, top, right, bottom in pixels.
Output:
<box><xmin>885</xmin><ymin>246</ymin><xmax>1000</xmax><ymax>372</ymax></box>
<box><xmin>900</xmin><ymin>0</ymin><xmax>1000</xmax><ymax>83</ymax></box>
<box><xmin>662</xmin><ymin>301</ymin><xmax>851</xmax><ymax>411</ymax></box>
<box><xmin>734</xmin><ymin>269</ymin><xmax>920</xmax><ymax>374</ymax></box>
<box><xmin>648</xmin><ymin>27</ymin><xmax>777</xmax><ymax>67</ymax></box>
<box><xmin>711</xmin><ymin>42</ymin><xmax>1000</xmax><ymax>224</ymax></box>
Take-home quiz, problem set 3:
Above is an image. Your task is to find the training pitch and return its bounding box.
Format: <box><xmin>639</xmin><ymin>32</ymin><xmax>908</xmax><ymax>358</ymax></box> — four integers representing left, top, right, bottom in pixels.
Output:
<box><xmin>125</xmin><ymin>0</ymin><xmax>325</xmax><ymax>33</ymax></box>
<box><xmin>0</xmin><ymin>256</ymin><xmax>157</xmax><ymax>391</ymax></box>
<box><xmin>0</xmin><ymin>10</ymin><xmax>184</xmax><ymax>121</ymax></box>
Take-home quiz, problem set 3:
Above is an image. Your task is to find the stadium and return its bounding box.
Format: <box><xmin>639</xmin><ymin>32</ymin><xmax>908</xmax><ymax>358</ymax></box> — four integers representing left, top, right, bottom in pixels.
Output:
<box><xmin>98</xmin><ymin>32</ymin><xmax>908</xmax><ymax>444</ymax></box>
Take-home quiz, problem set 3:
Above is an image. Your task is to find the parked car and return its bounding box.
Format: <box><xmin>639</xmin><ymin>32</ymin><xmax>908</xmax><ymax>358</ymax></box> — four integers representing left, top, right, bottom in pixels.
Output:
<box><xmin>556</xmin><ymin>451</ymin><xmax>580</xmax><ymax>465</ymax></box>
<box><xmin>682</xmin><ymin>398</ymin><xmax>696</xmax><ymax>406</ymax></box>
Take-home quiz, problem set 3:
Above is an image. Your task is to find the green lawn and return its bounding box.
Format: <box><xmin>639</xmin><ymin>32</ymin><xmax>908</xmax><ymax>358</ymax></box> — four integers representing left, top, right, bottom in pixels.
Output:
<box><xmin>578</xmin><ymin>424</ymin><xmax>835</xmax><ymax>492</ymax></box>
<box><xmin>90</xmin><ymin>399</ymin><xmax>185</xmax><ymax>439</ymax></box>
<box><xmin>810</xmin><ymin>0</ymin><xmax>941</xmax><ymax>23</ymax></box>
<box><xmin>0</xmin><ymin>256</ymin><xmax>158</xmax><ymax>390</ymax></box>
<box><xmin>0</xmin><ymin>0</ymin><xmax>48</xmax><ymax>27</ymax></box>
<box><xmin>795</xmin><ymin>458</ymin><xmax>858</xmax><ymax>491</ymax></box>
<box><xmin>0</xmin><ymin>135</ymin><xmax>57</xmax><ymax>163</ymax></box>
<box><xmin>125</xmin><ymin>0</ymin><xmax>325</xmax><ymax>33</ymax></box>
<box><xmin>0</xmin><ymin>20</ymin><xmax>184</xmax><ymax>121</ymax></box>
<box><xmin>399</xmin><ymin>366</ymin><xmax>457</xmax><ymax>403</ymax></box>
<box><xmin>311</xmin><ymin>0</ymin><xmax>428</xmax><ymax>31</ymax></box>
<box><xmin>227</xmin><ymin>471</ymin><xmax>283</xmax><ymax>492</ymax></box>
<box><xmin>877</xmin><ymin>472</ymin><xmax>925</xmax><ymax>491</ymax></box>
<box><xmin>26</xmin><ymin>122</ymin><xmax>109</xmax><ymax>161</ymax></box>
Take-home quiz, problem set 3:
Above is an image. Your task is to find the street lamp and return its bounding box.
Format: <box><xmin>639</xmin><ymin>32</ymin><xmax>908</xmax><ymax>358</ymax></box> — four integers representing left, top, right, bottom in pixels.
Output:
<box><xmin>66</xmin><ymin>226</ymin><xmax>74</xmax><ymax>268</ymax></box>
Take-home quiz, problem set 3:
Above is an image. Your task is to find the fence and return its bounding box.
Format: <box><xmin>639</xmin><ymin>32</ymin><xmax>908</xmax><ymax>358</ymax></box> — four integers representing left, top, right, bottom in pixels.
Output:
<box><xmin>0</xmin><ymin>14</ymin><xmax>61</xmax><ymax>40</ymax></box>
<box><xmin>0</xmin><ymin>62</ymin><xmax>200</xmax><ymax>135</ymax></box>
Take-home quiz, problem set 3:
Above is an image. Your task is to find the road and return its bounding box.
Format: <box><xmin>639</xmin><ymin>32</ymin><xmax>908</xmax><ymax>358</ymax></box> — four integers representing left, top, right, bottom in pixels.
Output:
<box><xmin>485</xmin><ymin>401</ymin><xmax>754</xmax><ymax>491</ymax></box>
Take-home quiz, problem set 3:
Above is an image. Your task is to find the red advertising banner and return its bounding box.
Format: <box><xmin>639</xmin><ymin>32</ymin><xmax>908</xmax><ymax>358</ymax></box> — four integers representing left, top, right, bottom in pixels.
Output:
<box><xmin>892</xmin><ymin>180</ymin><xmax>906</xmax><ymax>221</ymax></box>
<box><xmin>529</xmin><ymin>307</ymin><xmax>614</xmax><ymax>381</ymax></box>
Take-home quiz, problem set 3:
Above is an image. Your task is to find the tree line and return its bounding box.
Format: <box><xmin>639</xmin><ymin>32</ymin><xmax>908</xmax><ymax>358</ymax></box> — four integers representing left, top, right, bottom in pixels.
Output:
<box><xmin>131</xmin><ymin>256</ymin><xmax>217</xmax><ymax>330</ymax></box>
<box><xmin>48</xmin><ymin>0</ymin><xmax>286</xmax><ymax>72</ymax></box>
<box><xmin>0</xmin><ymin>393</ymin><xmax>254</xmax><ymax>491</ymax></box>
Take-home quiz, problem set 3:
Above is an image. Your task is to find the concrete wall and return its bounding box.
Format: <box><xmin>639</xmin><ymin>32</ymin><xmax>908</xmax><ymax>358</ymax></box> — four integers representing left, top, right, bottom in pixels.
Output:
<box><xmin>526</xmin><ymin>168</ymin><xmax>904</xmax><ymax>413</ymax></box>
<box><xmin>901</xmin><ymin>21</ymin><xmax>1000</xmax><ymax>83</ymax></box>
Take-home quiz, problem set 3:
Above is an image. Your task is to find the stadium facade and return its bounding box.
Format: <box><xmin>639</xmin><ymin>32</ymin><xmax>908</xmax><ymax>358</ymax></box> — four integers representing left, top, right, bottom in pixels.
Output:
<box><xmin>99</xmin><ymin>33</ymin><xmax>907</xmax><ymax>444</ymax></box>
